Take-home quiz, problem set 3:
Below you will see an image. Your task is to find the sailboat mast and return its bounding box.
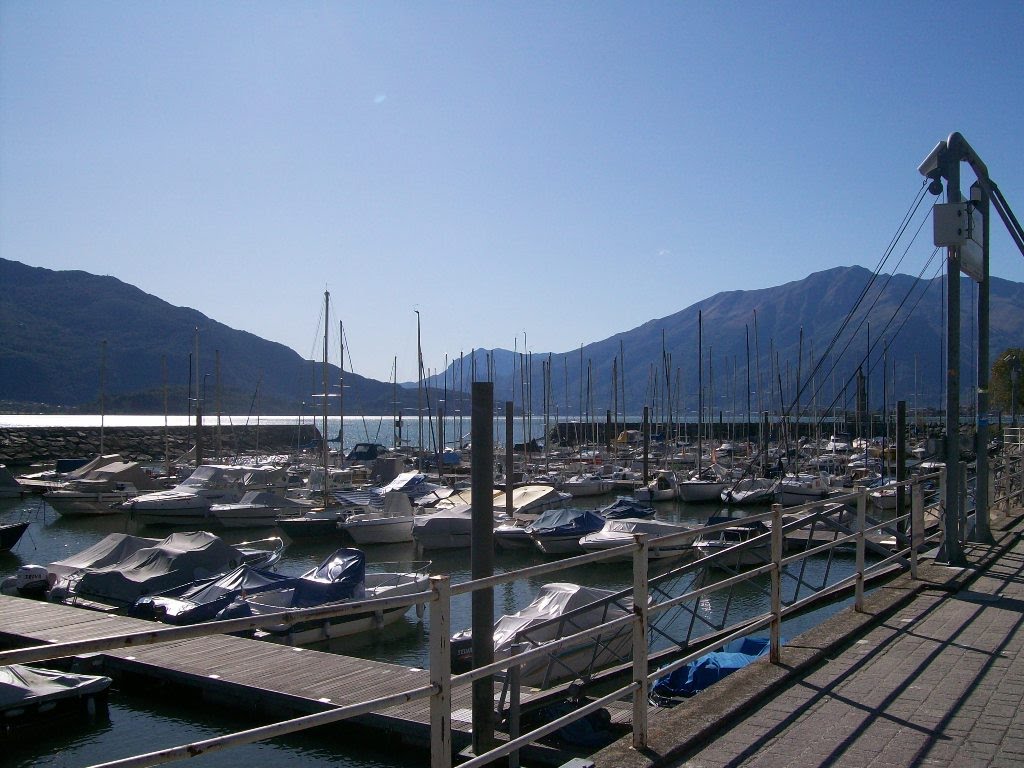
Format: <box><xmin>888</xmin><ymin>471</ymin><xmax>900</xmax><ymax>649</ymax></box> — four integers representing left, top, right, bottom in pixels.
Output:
<box><xmin>416</xmin><ymin>310</ymin><xmax>423</xmax><ymax>471</ymax></box>
<box><xmin>322</xmin><ymin>291</ymin><xmax>330</xmax><ymax>510</ymax></box>
<box><xmin>99</xmin><ymin>339</ymin><xmax>107</xmax><ymax>456</ymax></box>
<box><xmin>339</xmin><ymin>320</ymin><xmax>345</xmax><ymax>467</ymax></box>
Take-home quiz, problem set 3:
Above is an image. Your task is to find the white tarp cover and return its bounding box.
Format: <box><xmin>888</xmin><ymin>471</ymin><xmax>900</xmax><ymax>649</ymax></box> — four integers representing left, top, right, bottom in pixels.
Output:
<box><xmin>0</xmin><ymin>664</ymin><xmax>111</xmax><ymax>710</ymax></box>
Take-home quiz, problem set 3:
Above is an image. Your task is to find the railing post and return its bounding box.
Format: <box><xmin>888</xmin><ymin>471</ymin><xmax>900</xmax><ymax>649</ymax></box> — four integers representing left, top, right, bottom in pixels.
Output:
<box><xmin>959</xmin><ymin>461</ymin><xmax>969</xmax><ymax>544</ymax></box>
<box><xmin>855</xmin><ymin>486</ymin><xmax>866</xmax><ymax>612</ymax></box>
<box><xmin>911</xmin><ymin>481</ymin><xmax>924</xmax><ymax>580</ymax></box>
<box><xmin>429</xmin><ymin>575</ymin><xmax>452</xmax><ymax>768</ymax></box>
<box><xmin>770</xmin><ymin>503</ymin><xmax>783</xmax><ymax>663</ymax></box>
<box><xmin>508</xmin><ymin>643</ymin><xmax>523</xmax><ymax>768</ymax></box>
<box><xmin>631</xmin><ymin>533</ymin><xmax>649</xmax><ymax>750</ymax></box>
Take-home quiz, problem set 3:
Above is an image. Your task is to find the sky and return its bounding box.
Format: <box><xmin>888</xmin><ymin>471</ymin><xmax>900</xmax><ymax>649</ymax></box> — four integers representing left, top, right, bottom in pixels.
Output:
<box><xmin>2</xmin><ymin>2</ymin><xmax>1022</xmax><ymax>384</ymax></box>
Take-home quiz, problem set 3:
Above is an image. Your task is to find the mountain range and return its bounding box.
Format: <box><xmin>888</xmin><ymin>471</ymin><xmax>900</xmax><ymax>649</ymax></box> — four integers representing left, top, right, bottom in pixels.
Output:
<box><xmin>2</xmin><ymin>258</ymin><xmax>1022</xmax><ymax>419</ymax></box>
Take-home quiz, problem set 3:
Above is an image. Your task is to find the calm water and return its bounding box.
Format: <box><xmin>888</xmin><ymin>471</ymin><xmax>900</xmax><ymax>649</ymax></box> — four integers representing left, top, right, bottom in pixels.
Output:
<box><xmin>0</xmin><ymin>489</ymin><xmax>859</xmax><ymax>768</ymax></box>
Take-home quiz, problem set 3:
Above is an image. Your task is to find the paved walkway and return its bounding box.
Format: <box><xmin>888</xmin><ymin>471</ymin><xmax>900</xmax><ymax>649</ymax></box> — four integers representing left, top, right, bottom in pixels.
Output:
<box><xmin>593</xmin><ymin>506</ymin><xmax>1024</xmax><ymax>768</ymax></box>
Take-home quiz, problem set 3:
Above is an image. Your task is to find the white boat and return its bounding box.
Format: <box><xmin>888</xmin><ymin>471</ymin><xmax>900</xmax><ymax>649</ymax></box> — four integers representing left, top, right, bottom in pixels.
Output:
<box><xmin>633</xmin><ymin>469</ymin><xmax>680</xmax><ymax>502</ymax></box>
<box><xmin>222</xmin><ymin>549</ymin><xmax>431</xmax><ymax>644</ymax></box>
<box><xmin>44</xmin><ymin>459</ymin><xmax>162</xmax><ymax>516</ymax></box>
<box><xmin>776</xmin><ymin>472</ymin><xmax>833</xmax><ymax>507</ymax></box>
<box><xmin>207</xmin><ymin>491</ymin><xmax>313</xmax><ymax>528</ymax></box>
<box><xmin>561</xmin><ymin>473</ymin><xmax>615</xmax><ymax>498</ymax></box>
<box><xmin>45</xmin><ymin>530</ymin><xmax>285</xmax><ymax>610</ymax></box>
<box><xmin>450</xmin><ymin>583</ymin><xmax>635</xmax><ymax>687</ymax></box>
<box><xmin>579</xmin><ymin>517</ymin><xmax>697</xmax><ymax>561</ymax></box>
<box><xmin>677</xmin><ymin>464</ymin><xmax>732</xmax><ymax>503</ymax></box>
<box><xmin>721</xmin><ymin>478</ymin><xmax>779</xmax><ymax>506</ymax></box>
<box><xmin>693</xmin><ymin>517</ymin><xmax>771</xmax><ymax>568</ymax></box>
<box><xmin>125</xmin><ymin>464</ymin><xmax>287</xmax><ymax>527</ymax></box>
<box><xmin>495</xmin><ymin>484</ymin><xmax>572</xmax><ymax>521</ymax></box>
<box><xmin>412</xmin><ymin>504</ymin><xmax>508</xmax><ymax>551</ymax></box>
<box><xmin>340</xmin><ymin>492</ymin><xmax>416</xmax><ymax>545</ymax></box>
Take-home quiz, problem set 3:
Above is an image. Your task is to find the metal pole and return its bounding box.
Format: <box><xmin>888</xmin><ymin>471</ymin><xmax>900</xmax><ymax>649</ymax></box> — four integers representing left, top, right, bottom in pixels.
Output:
<box><xmin>942</xmin><ymin>157</ymin><xmax>966</xmax><ymax>565</ymax></box>
<box><xmin>896</xmin><ymin>400</ymin><xmax>907</xmax><ymax>524</ymax></box>
<box><xmin>429</xmin><ymin>575</ymin><xmax>452</xmax><ymax>768</ymax></box>
<box><xmin>470</xmin><ymin>382</ymin><xmax>495</xmax><ymax>754</ymax></box>
<box><xmin>631</xmin><ymin>534</ymin><xmax>649</xmax><ymax>750</ymax></box>
<box><xmin>505</xmin><ymin>401</ymin><xmax>514</xmax><ymax>517</ymax></box>
<box><xmin>855</xmin><ymin>486</ymin><xmax>866</xmax><ymax>612</ymax></box>
<box><xmin>974</xmin><ymin>182</ymin><xmax>992</xmax><ymax>542</ymax></box>
<box><xmin>911</xmin><ymin>481</ymin><xmax>923</xmax><ymax>580</ymax></box>
<box><xmin>770</xmin><ymin>503</ymin><xmax>783</xmax><ymax>662</ymax></box>
<box><xmin>642</xmin><ymin>406</ymin><xmax>650</xmax><ymax>483</ymax></box>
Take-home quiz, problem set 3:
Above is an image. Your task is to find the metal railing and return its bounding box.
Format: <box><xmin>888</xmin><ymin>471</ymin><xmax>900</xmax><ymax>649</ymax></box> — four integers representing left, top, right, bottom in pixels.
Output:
<box><xmin>0</xmin><ymin>467</ymin><xmax>984</xmax><ymax>768</ymax></box>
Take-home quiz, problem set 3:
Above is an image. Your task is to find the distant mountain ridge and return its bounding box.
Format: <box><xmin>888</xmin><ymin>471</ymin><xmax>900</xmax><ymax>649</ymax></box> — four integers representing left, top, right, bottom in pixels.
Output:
<box><xmin>425</xmin><ymin>265</ymin><xmax>1024</xmax><ymax>418</ymax></box>
<box><xmin>2</xmin><ymin>259</ymin><xmax>1022</xmax><ymax>417</ymax></box>
<box><xmin>0</xmin><ymin>258</ymin><xmax>416</xmax><ymax>415</ymax></box>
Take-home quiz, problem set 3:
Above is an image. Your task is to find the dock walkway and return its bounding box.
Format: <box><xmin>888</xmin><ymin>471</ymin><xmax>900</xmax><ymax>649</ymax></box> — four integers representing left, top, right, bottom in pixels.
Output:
<box><xmin>593</xmin><ymin>504</ymin><xmax>1024</xmax><ymax>768</ymax></box>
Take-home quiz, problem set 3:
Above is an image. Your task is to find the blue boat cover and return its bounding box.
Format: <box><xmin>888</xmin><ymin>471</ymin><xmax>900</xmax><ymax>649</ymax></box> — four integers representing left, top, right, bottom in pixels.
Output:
<box><xmin>527</xmin><ymin>508</ymin><xmax>606</xmax><ymax>536</ymax></box>
<box><xmin>652</xmin><ymin>636</ymin><xmax>774</xmax><ymax>699</ymax></box>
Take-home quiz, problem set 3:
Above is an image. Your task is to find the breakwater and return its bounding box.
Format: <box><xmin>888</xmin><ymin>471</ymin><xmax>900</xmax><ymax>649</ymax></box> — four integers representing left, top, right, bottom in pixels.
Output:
<box><xmin>0</xmin><ymin>425</ymin><xmax>322</xmax><ymax>468</ymax></box>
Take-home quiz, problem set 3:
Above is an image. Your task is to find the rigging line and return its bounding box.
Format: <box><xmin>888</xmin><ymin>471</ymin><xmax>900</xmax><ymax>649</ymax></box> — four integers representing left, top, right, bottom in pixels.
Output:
<box><xmin>810</xmin><ymin>254</ymin><xmax>944</xmax><ymax>434</ymax></box>
<box><xmin>339</xmin><ymin>324</ymin><xmax>377</xmax><ymax>444</ymax></box>
<box><xmin>804</xmin><ymin>246</ymin><xmax>942</xmax><ymax>425</ymax></box>
<box><xmin>785</xmin><ymin>186</ymin><xmax>933</xmax><ymax>417</ymax></box>
<box><xmin>798</xmin><ymin>181</ymin><xmax>932</xmax><ymax>399</ymax></box>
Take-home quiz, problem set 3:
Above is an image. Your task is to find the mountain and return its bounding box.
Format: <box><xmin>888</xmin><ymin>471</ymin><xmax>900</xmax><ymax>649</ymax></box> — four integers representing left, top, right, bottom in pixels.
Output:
<box><xmin>3</xmin><ymin>259</ymin><xmax>1022</xmax><ymax>419</ymax></box>
<box><xmin>0</xmin><ymin>259</ymin><xmax>422</xmax><ymax>415</ymax></box>
<box><xmin>425</xmin><ymin>265</ymin><xmax>1024</xmax><ymax>419</ymax></box>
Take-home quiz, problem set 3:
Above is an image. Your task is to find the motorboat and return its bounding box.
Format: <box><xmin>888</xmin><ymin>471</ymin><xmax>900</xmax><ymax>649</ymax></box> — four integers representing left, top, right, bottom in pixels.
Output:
<box><xmin>275</xmin><ymin>506</ymin><xmax>349</xmax><ymax>539</ymax></box>
<box><xmin>595</xmin><ymin>496</ymin><xmax>656</xmax><ymax>520</ymax></box>
<box><xmin>0</xmin><ymin>664</ymin><xmax>111</xmax><ymax>729</ymax></box>
<box><xmin>529</xmin><ymin>508</ymin><xmax>607</xmax><ymax>555</ymax></box>
<box><xmin>334</xmin><ymin>471</ymin><xmax>442</xmax><ymax>509</ymax></box>
<box><xmin>206</xmin><ymin>491</ymin><xmax>313</xmax><ymax>529</ymax></box>
<box><xmin>677</xmin><ymin>464</ymin><xmax>732</xmax><ymax>503</ymax></box>
<box><xmin>633</xmin><ymin>470</ymin><xmax>679</xmax><ymax>502</ymax></box>
<box><xmin>45</xmin><ymin>530</ymin><xmax>285</xmax><ymax>610</ymax></box>
<box><xmin>776</xmin><ymin>472</ymin><xmax>833</xmax><ymax>507</ymax></box>
<box><xmin>561</xmin><ymin>473</ymin><xmax>615</xmax><ymax>498</ymax></box>
<box><xmin>721</xmin><ymin>478</ymin><xmax>779</xmax><ymax>506</ymax></box>
<box><xmin>43</xmin><ymin>459</ymin><xmax>162</xmax><ymax>516</ymax></box>
<box><xmin>133</xmin><ymin>548</ymin><xmax>431</xmax><ymax>644</ymax></box>
<box><xmin>339</xmin><ymin>491</ymin><xmax>416</xmax><ymax>545</ymax></box>
<box><xmin>124</xmin><ymin>464</ymin><xmax>287</xmax><ymax>527</ymax></box>
<box><xmin>494</xmin><ymin>484</ymin><xmax>572</xmax><ymax>521</ymax></box>
<box><xmin>693</xmin><ymin>517</ymin><xmax>771</xmax><ymax>568</ymax></box>
<box><xmin>449</xmin><ymin>582</ymin><xmax>635</xmax><ymax>687</ymax></box>
<box><xmin>1</xmin><ymin>521</ymin><xmax>30</xmax><ymax>552</ymax></box>
<box><xmin>579</xmin><ymin>517</ymin><xmax>697</xmax><ymax>561</ymax></box>
<box><xmin>412</xmin><ymin>504</ymin><xmax>506</xmax><ymax>551</ymax></box>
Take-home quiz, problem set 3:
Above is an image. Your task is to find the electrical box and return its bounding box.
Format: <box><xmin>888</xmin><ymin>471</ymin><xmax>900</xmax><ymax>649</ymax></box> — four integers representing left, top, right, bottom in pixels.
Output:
<box><xmin>933</xmin><ymin>202</ymin><xmax>984</xmax><ymax>282</ymax></box>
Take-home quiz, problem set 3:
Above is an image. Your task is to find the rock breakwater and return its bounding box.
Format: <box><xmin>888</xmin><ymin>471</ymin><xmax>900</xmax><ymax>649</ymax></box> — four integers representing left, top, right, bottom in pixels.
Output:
<box><xmin>0</xmin><ymin>425</ymin><xmax>322</xmax><ymax>468</ymax></box>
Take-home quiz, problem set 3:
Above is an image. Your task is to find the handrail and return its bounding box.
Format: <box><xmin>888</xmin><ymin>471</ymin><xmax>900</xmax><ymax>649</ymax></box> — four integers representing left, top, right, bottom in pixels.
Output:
<box><xmin>42</xmin><ymin>463</ymin><xmax>981</xmax><ymax>768</ymax></box>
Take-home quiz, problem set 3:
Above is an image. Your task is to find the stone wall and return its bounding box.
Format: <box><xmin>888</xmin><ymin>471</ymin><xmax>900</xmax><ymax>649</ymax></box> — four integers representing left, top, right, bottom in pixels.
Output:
<box><xmin>0</xmin><ymin>425</ymin><xmax>322</xmax><ymax>468</ymax></box>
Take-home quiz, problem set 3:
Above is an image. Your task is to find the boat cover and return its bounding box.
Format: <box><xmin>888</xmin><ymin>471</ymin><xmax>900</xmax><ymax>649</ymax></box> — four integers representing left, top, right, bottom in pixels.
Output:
<box><xmin>0</xmin><ymin>664</ymin><xmax>111</xmax><ymax>711</ymax></box>
<box><xmin>48</xmin><ymin>533</ymin><xmax>158</xmax><ymax>578</ymax></box>
<box><xmin>527</xmin><ymin>508</ymin><xmax>606</xmax><ymax>537</ymax></box>
<box><xmin>651</xmin><ymin>636</ymin><xmax>773</xmax><ymax>700</ymax></box>
<box><xmin>219</xmin><ymin>547</ymin><xmax>366</xmax><ymax>618</ymax></box>
<box><xmin>71</xmin><ymin>531</ymin><xmax>252</xmax><ymax>605</ymax></box>
<box><xmin>492</xmin><ymin>583</ymin><xmax>629</xmax><ymax>654</ymax></box>
<box><xmin>131</xmin><ymin>564</ymin><xmax>293</xmax><ymax>623</ymax></box>
<box><xmin>598</xmin><ymin>497</ymin><xmax>655</xmax><ymax>519</ymax></box>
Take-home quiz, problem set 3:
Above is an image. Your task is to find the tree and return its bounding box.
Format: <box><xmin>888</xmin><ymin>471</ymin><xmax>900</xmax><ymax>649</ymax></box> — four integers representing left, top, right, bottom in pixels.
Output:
<box><xmin>991</xmin><ymin>347</ymin><xmax>1024</xmax><ymax>419</ymax></box>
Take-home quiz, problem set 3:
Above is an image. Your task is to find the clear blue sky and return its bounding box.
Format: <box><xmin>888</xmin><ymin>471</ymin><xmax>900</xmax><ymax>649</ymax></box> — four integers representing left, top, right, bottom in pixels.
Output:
<box><xmin>3</xmin><ymin>2</ymin><xmax>1022</xmax><ymax>383</ymax></box>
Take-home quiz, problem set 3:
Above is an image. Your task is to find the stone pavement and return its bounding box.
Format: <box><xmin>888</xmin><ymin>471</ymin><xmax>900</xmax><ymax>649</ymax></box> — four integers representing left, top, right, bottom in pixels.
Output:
<box><xmin>591</xmin><ymin>506</ymin><xmax>1024</xmax><ymax>768</ymax></box>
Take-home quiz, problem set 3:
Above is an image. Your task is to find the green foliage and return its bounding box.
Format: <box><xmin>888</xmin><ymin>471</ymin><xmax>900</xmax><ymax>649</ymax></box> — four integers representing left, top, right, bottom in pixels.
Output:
<box><xmin>991</xmin><ymin>347</ymin><xmax>1024</xmax><ymax>414</ymax></box>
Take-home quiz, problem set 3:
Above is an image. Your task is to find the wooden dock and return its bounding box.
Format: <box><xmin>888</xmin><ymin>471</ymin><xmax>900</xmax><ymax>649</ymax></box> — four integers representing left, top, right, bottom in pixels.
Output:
<box><xmin>0</xmin><ymin>595</ymin><xmax>632</xmax><ymax>762</ymax></box>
